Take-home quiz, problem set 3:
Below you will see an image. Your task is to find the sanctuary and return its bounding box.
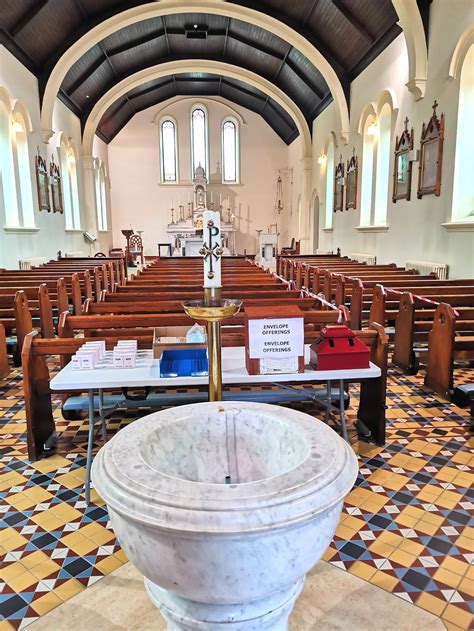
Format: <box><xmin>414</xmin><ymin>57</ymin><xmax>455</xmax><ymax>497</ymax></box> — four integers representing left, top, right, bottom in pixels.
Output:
<box><xmin>167</xmin><ymin>165</ymin><xmax>236</xmax><ymax>256</ymax></box>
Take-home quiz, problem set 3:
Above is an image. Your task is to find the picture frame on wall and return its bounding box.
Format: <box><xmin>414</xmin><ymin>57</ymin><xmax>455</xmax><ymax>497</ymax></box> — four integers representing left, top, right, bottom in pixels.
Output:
<box><xmin>35</xmin><ymin>151</ymin><xmax>51</xmax><ymax>212</ymax></box>
<box><xmin>393</xmin><ymin>117</ymin><xmax>414</xmax><ymax>202</ymax></box>
<box><xmin>417</xmin><ymin>101</ymin><xmax>444</xmax><ymax>199</ymax></box>
<box><xmin>345</xmin><ymin>148</ymin><xmax>358</xmax><ymax>210</ymax></box>
<box><xmin>333</xmin><ymin>155</ymin><xmax>344</xmax><ymax>212</ymax></box>
<box><xmin>50</xmin><ymin>158</ymin><xmax>64</xmax><ymax>214</ymax></box>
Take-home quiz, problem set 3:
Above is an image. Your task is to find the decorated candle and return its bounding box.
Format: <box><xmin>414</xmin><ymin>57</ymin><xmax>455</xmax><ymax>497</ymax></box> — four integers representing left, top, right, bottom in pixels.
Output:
<box><xmin>202</xmin><ymin>210</ymin><xmax>222</xmax><ymax>289</ymax></box>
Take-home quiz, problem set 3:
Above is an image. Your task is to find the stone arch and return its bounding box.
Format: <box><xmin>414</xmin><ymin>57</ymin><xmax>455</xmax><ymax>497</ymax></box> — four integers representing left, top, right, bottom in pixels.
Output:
<box><xmin>449</xmin><ymin>24</ymin><xmax>474</xmax><ymax>79</ymax></box>
<box><xmin>11</xmin><ymin>99</ymin><xmax>33</xmax><ymax>133</ymax></box>
<box><xmin>152</xmin><ymin>98</ymin><xmax>246</xmax><ymax>127</ymax></box>
<box><xmin>392</xmin><ymin>0</ymin><xmax>428</xmax><ymax>100</ymax></box>
<box><xmin>40</xmin><ymin>0</ymin><xmax>349</xmax><ymax>145</ymax></box>
<box><xmin>82</xmin><ymin>60</ymin><xmax>312</xmax><ymax>159</ymax></box>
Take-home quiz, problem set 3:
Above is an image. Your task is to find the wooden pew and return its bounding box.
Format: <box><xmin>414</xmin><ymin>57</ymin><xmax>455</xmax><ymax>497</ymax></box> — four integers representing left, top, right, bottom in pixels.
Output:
<box><xmin>424</xmin><ymin>303</ymin><xmax>474</xmax><ymax>400</ymax></box>
<box><xmin>0</xmin><ymin>324</ymin><xmax>8</xmax><ymax>378</ymax></box>
<box><xmin>393</xmin><ymin>292</ymin><xmax>474</xmax><ymax>373</ymax></box>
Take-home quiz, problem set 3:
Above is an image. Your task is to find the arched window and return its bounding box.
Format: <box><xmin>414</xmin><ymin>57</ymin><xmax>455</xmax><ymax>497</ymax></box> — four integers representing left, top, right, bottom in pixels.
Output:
<box><xmin>12</xmin><ymin>116</ymin><xmax>35</xmax><ymax>228</ymax></box>
<box><xmin>374</xmin><ymin>103</ymin><xmax>392</xmax><ymax>225</ymax></box>
<box><xmin>95</xmin><ymin>161</ymin><xmax>108</xmax><ymax>231</ymax></box>
<box><xmin>222</xmin><ymin>118</ymin><xmax>239</xmax><ymax>183</ymax></box>
<box><xmin>59</xmin><ymin>136</ymin><xmax>81</xmax><ymax>230</ymax></box>
<box><xmin>191</xmin><ymin>105</ymin><xmax>208</xmax><ymax>178</ymax></box>
<box><xmin>325</xmin><ymin>138</ymin><xmax>335</xmax><ymax>229</ymax></box>
<box><xmin>160</xmin><ymin>118</ymin><xmax>177</xmax><ymax>182</ymax></box>
<box><xmin>360</xmin><ymin>116</ymin><xmax>375</xmax><ymax>227</ymax></box>
<box><xmin>0</xmin><ymin>101</ymin><xmax>20</xmax><ymax>228</ymax></box>
<box><xmin>452</xmin><ymin>44</ymin><xmax>474</xmax><ymax>223</ymax></box>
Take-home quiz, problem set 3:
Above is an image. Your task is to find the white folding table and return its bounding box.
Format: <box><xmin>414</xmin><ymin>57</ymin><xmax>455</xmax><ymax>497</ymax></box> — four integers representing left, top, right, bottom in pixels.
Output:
<box><xmin>50</xmin><ymin>346</ymin><xmax>380</xmax><ymax>503</ymax></box>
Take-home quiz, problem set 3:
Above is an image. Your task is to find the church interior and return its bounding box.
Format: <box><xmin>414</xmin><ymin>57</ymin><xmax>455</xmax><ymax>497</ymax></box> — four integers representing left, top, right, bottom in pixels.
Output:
<box><xmin>0</xmin><ymin>1</ymin><xmax>473</xmax><ymax>629</ymax></box>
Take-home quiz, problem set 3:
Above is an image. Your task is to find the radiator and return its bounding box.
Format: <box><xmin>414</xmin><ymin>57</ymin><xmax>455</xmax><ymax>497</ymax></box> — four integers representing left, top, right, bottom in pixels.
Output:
<box><xmin>406</xmin><ymin>260</ymin><xmax>449</xmax><ymax>280</ymax></box>
<box><xmin>64</xmin><ymin>251</ymin><xmax>85</xmax><ymax>257</ymax></box>
<box><xmin>351</xmin><ymin>252</ymin><xmax>377</xmax><ymax>265</ymax></box>
<box><xmin>19</xmin><ymin>257</ymin><xmax>48</xmax><ymax>269</ymax></box>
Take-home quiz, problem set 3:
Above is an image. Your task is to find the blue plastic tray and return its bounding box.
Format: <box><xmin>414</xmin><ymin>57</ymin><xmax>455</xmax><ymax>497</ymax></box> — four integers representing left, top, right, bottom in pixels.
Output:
<box><xmin>160</xmin><ymin>349</ymin><xmax>208</xmax><ymax>377</ymax></box>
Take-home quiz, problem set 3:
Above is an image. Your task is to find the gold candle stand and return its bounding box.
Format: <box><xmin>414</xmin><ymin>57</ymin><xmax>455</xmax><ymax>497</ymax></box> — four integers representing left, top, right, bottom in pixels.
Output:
<box><xmin>183</xmin><ymin>289</ymin><xmax>241</xmax><ymax>402</ymax></box>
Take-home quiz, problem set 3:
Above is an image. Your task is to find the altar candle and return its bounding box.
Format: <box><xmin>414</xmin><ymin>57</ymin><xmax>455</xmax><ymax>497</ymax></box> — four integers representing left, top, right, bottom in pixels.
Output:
<box><xmin>203</xmin><ymin>210</ymin><xmax>221</xmax><ymax>289</ymax></box>
<box><xmin>219</xmin><ymin>194</ymin><xmax>222</xmax><ymax>206</ymax></box>
<box><xmin>210</xmin><ymin>191</ymin><xmax>213</xmax><ymax>204</ymax></box>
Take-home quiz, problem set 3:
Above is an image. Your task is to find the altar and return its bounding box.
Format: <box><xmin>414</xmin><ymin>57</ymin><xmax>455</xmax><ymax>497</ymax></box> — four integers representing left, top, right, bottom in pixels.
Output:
<box><xmin>166</xmin><ymin>165</ymin><xmax>236</xmax><ymax>256</ymax></box>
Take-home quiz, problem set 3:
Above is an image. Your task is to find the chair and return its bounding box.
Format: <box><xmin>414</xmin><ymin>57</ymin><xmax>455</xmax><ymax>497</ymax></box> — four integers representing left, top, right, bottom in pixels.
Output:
<box><xmin>281</xmin><ymin>238</ymin><xmax>300</xmax><ymax>256</ymax></box>
<box><xmin>128</xmin><ymin>234</ymin><xmax>144</xmax><ymax>265</ymax></box>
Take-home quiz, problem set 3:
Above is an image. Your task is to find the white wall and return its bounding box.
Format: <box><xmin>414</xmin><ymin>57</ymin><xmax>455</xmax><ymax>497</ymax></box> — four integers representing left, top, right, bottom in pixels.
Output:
<box><xmin>313</xmin><ymin>1</ymin><xmax>474</xmax><ymax>279</ymax></box>
<box><xmin>0</xmin><ymin>45</ymin><xmax>111</xmax><ymax>268</ymax></box>
<box><xmin>108</xmin><ymin>97</ymin><xmax>289</xmax><ymax>256</ymax></box>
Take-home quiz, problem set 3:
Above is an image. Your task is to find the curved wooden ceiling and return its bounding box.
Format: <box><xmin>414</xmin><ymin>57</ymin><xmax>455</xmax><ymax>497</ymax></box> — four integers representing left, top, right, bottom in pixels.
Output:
<box><xmin>0</xmin><ymin>0</ymin><xmax>404</xmax><ymax>144</ymax></box>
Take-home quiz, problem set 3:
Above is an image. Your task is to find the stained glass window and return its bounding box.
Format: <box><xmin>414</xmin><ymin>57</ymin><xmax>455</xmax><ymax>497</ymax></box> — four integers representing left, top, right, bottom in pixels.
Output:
<box><xmin>191</xmin><ymin>107</ymin><xmax>207</xmax><ymax>177</ymax></box>
<box><xmin>160</xmin><ymin>119</ymin><xmax>177</xmax><ymax>182</ymax></box>
<box><xmin>222</xmin><ymin>119</ymin><xmax>238</xmax><ymax>182</ymax></box>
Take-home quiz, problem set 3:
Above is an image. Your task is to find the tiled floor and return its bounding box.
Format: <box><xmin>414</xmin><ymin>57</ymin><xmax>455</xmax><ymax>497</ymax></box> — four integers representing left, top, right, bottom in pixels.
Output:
<box><xmin>0</xmin><ymin>362</ymin><xmax>473</xmax><ymax>630</ymax></box>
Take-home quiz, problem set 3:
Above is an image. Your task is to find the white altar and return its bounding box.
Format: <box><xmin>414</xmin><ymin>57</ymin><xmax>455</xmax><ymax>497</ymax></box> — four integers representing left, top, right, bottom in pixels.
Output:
<box><xmin>166</xmin><ymin>165</ymin><xmax>236</xmax><ymax>256</ymax></box>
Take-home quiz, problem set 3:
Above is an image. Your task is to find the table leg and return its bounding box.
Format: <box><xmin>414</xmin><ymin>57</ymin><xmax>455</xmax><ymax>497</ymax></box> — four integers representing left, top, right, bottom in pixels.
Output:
<box><xmin>85</xmin><ymin>389</ymin><xmax>95</xmax><ymax>505</ymax></box>
<box><xmin>325</xmin><ymin>381</ymin><xmax>331</xmax><ymax>424</ymax></box>
<box><xmin>99</xmin><ymin>388</ymin><xmax>108</xmax><ymax>442</ymax></box>
<box><xmin>339</xmin><ymin>379</ymin><xmax>348</xmax><ymax>443</ymax></box>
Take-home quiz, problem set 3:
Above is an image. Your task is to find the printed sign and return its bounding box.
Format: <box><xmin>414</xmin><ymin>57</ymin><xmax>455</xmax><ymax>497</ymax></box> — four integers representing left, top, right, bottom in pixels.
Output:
<box><xmin>248</xmin><ymin>318</ymin><xmax>304</xmax><ymax>359</ymax></box>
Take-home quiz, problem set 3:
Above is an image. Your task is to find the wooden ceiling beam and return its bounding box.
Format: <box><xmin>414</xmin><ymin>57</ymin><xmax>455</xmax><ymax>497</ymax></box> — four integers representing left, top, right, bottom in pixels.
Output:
<box><xmin>10</xmin><ymin>0</ymin><xmax>49</xmax><ymax>37</ymax></box>
<box><xmin>331</xmin><ymin>0</ymin><xmax>374</xmax><ymax>43</ymax></box>
<box><xmin>96</xmin><ymin>75</ymin><xmax>298</xmax><ymax>146</ymax></box>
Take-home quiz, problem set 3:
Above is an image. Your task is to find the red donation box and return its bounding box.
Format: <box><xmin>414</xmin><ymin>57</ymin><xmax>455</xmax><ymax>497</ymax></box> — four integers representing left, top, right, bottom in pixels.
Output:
<box><xmin>310</xmin><ymin>325</ymin><xmax>370</xmax><ymax>371</ymax></box>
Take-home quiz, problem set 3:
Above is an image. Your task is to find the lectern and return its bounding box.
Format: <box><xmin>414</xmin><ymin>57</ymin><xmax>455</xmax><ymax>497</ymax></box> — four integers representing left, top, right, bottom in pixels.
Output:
<box><xmin>121</xmin><ymin>229</ymin><xmax>134</xmax><ymax>267</ymax></box>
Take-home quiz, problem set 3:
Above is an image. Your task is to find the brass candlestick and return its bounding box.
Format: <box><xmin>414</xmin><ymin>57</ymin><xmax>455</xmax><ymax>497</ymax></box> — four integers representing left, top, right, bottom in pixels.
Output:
<box><xmin>183</xmin><ymin>292</ymin><xmax>241</xmax><ymax>401</ymax></box>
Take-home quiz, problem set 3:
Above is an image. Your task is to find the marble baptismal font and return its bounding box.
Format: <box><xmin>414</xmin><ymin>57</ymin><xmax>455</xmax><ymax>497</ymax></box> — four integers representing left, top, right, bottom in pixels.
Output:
<box><xmin>92</xmin><ymin>401</ymin><xmax>358</xmax><ymax>630</ymax></box>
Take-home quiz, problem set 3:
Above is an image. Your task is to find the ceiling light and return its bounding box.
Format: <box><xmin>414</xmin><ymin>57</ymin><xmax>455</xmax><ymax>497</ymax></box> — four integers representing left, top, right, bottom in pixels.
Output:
<box><xmin>317</xmin><ymin>152</ymin><xmax>326</xmax><ymax>164</ymax></box>
<box><xmin>86</xmin><ymin>95</ymin><xmax>90</xmax><ymax>99</ymax></box>
<box><xmin>193</xmin><ymin>24</ymin><xmax>198</xmax><ymax>28</ymax></box>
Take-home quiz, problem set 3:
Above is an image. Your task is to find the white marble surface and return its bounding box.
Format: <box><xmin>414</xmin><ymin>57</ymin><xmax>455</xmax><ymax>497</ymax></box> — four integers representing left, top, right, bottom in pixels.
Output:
<box><xmin>50</xmin><ymin>346</ymin><xmax>380</xmax><ymax>391</ymax></box>
<box><xmin>92</xmin><ymin>402</ymin><xmax>358</xmax><ymax>629</ymax></box>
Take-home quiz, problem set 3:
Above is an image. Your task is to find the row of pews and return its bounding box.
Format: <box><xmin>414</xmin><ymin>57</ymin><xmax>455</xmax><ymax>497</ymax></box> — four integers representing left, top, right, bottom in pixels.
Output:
<box><xmin>19</xmin><ymin>254</ymin><xmax>389</xmax><ymax>460</ymax></box>
<box><xmin>279</xmin><ymin>255</ymin><xmax>474</xmax><ymax>402</ymax></box>
<box><xmin>0</xmin><ymin>257</ymin><xmax>126</xmax><ymax>367</ymax></box>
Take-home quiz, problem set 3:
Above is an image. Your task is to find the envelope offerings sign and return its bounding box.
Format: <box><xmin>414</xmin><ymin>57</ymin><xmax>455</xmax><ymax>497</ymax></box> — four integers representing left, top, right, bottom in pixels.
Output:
<box><xmin>248</xmin><ymin>318</ymin><xmax>304</xmax><ymax>359</ymax></box>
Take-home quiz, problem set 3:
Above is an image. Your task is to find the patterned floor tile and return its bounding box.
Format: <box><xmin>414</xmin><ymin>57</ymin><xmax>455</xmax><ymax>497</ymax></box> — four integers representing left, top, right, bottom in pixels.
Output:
<box><xmin>0</xmin><ymin>361</ymin><xmax>473</xmax><ymax>628</ymax></box>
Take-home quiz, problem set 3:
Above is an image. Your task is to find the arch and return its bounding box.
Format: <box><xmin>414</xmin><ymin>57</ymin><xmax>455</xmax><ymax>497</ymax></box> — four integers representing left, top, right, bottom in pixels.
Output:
<box><xmin>190</xmin><ymin>102</ymin><xmax>209</xmax><ymax>178</ymax></box>
<box><xmin>451</xmin><ymin>43</ymin><xmax>474</xmax><ymax>222</ymax></box>
<box><xmin>323</xmin><ymin>131</ymin><xmax>338</xmax><ymax>154</ymax></box>
<box><xmin>82</xmin><ymin>60</ymin><xmax>312</xmax><ymax>159</ymax></box>
<box><xmin>375</xmin><ymin>89</ymin><xmax>398</xmax><ymax>116</ymax></box>
<box><xmin>0</xmin><ymin>86</ymin><xmax>12</xmax><ymax>114</ymax></box>
<box><xmin>221</xmin><ymin>116</ymin><xmax>239</xmax><ymax>184</ymax></box>
<box><xmin>40</xmin><ymin>1</ymin><xmax>349</xmax><ymax>145</ymax></box>
<box><xmin>311</xmin><ymin>188</ymin><xmax>320</xmax><ymax>251</ymax></box>
<box><xmin>392</xmin><ymin>0</ymin><xmax>428</xmax><ymax>101</ymax></box>
<box><xmin>57</xmin><ymin>133</ymin><xmax>81</xmax><ymax>230</ymax></box>
<box><xmin>152</xmin><ymin>97</ymin><xmax>246</xmax><ymax>127</ymax></box>
<box><xmin>449</xmin><ymin>24</ymin><xmax>474</xmax><ymax>79</ymax></box>
<box><xmin>357</xmin><ymin>102</ymin><xmax>376</xmax><ymax>137</ymax></box>
<box><xmin>324</xmin><ymin>136</ymin><xmax>335</xmax><ymax>229</ymax></box>
<box><xmin>159</xmin><ymin>114</ymin><xmax>178</xmax><ymax>183</ymax></box>
<box><xmin>11</xmin><ymin>99</ymin><xmax>33</xmax><ymax>133</ymax></box>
